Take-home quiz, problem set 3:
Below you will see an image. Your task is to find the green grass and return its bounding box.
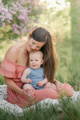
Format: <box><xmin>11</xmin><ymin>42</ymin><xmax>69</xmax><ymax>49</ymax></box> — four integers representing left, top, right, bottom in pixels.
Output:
<box><xmin>0</xmin><ymin>98</ymin><xmax>80</xmax><ymax>120</ymax></box>
<box><xmin>0</xmin><ymin>76</ymin><xmax>4</xmax><ymax>84</ymax></box>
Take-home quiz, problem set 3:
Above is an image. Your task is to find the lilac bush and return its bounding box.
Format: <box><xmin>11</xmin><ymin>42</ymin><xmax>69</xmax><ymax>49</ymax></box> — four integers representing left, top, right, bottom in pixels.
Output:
<box><xmin>0</xmin><ymin>1</ymin><xmax>12</xmax><ymax>25</ymax></box>
<box><xmin>0</xmin><ymin>0</ymin><xmax>33</xmax><ymax>35</ymax></box>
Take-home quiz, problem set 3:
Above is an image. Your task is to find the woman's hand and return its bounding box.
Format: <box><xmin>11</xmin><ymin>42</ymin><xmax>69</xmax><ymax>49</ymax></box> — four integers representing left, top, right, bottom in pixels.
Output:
<box><xmin>21</xmin><ymin>89</ymin><xmax>28</xmax><ymax>96</ymax></box>
<box><xmin>21</xmin><ymin>89</ymin><xmax>36</xmax><ymax>103</ymax></box>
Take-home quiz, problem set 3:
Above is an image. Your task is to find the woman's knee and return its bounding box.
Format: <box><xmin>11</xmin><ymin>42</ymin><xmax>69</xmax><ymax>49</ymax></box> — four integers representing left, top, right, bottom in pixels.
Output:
<box><xmin>59</xmin><ymin>83</ymin><xmax>74</xmax><ymax>96</ymax></box>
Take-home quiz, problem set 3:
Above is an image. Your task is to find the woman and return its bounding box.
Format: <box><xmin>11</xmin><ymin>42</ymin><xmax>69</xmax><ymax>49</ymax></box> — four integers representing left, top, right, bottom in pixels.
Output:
<box><xmin>0</xmin><ymin>27</ymin><xmax>74</xmax><ymax>108</ymax></box>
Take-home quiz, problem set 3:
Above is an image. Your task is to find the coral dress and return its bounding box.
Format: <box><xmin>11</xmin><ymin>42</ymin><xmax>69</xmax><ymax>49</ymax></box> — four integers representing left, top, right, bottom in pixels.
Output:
<box><xmin>0</xmin><ymin>58</ymin><xmax>74</xmax><ymax>108</ymax></box>
<box><xmin>0</xmin><ymin>58</ymin><xmax>31</xmax><ymax>107</ymax></box>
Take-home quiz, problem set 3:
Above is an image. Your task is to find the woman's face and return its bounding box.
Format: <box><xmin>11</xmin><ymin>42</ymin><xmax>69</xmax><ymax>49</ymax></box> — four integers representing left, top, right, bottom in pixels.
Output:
<box><xmin>27</xmin><ymin>38</ymin><xmax>45</xmax><ymax>52</ymax></box>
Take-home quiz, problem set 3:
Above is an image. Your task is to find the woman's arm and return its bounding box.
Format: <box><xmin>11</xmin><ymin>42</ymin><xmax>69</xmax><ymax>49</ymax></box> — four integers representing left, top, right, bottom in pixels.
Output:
<box><xmin>5</xmin><ymin>77</ymin><xmax>27</xmax><ymax>96</ymax></box>
<box><xmin>2</xmin><ymin>45</ymin><xmax>32</xmax><ymax>97</ymax></box>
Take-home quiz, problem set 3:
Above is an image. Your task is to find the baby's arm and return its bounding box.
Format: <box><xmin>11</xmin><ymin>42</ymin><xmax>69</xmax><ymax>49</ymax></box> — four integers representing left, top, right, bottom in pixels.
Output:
<box><xmin>37</xmin><ymin>78</ymin><xmax>48</xmax><ymax>87</ymax></box>
<box><xmin>21</xmin><ymin>68</ymin><xmax>32</xmax><ymax>83</ymax></box>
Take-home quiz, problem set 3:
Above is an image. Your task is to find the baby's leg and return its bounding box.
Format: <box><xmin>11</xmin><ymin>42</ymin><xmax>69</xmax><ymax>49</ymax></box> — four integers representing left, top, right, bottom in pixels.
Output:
<box><xmin>23</xmin><ymin>84</ymin><xmax>34</xmax><ymax>90</ymax></box>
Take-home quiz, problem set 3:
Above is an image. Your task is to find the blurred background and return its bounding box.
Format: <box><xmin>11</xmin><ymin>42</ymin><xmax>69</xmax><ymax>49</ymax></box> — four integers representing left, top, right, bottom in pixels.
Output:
<box><xmin>0</xmin><ymin>0</ymin><xmax>80</xmax><ymax>91</ymax></box>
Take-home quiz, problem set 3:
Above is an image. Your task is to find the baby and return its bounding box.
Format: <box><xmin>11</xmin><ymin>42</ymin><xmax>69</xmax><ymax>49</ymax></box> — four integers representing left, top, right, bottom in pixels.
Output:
<box><xmin>21</xmin><ymin>51</ymin><xmax>48</xmax><ymax>90</ymax></box>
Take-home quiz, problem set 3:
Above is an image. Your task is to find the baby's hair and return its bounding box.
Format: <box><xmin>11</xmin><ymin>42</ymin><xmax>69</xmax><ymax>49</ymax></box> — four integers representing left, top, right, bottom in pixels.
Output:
<box><xmin>29</xmin><ymin>51</ymin><xmax>43</xmax><ymax>58</ymax></box>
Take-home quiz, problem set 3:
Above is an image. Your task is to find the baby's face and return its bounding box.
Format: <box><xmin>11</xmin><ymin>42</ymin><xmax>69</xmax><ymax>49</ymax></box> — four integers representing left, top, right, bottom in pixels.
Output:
<box><xmin>29</xmin><ymin>52</ymin><xmax>43</xmax><ymax>69</ymax></box>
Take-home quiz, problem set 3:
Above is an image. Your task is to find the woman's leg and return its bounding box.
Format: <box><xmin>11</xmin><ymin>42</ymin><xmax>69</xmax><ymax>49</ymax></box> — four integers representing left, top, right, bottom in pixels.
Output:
<box><xmin>34</xmin><ymin>88</ymin><xmax>59</xmax><ymax>102</ymax></box>
<box><xmin>45</xmin><ymin>82</ymin><xmax>57</xmax><ymax>91</ymax></box>
<box><xmin>56</xmin><ymin>82</ymin><xmax>74</xmax><ymax>97</ymax></box>
<box><xmin>33</xmin><ymin>82</ymin><xmax>74</xmax><ymax>102</ymax></box>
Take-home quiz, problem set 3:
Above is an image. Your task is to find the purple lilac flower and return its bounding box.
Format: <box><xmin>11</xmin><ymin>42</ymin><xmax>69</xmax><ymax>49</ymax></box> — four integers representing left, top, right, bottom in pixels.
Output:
<box><xmin>0</xmin><ymin>0</ymin><xmax>33</xmax><ymax>35</ymax></box>
<box><xmin>12</xmin><ymin>24</ymin><xmax>21</xmax><ymax>34</ymax></box>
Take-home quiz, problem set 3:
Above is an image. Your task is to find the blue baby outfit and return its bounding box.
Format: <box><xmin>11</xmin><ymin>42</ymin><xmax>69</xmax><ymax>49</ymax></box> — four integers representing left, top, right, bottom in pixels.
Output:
<box><xmin>26</xmin><ymin>68</ymin><xmax>45</xmax><ymax>89</ymax></box>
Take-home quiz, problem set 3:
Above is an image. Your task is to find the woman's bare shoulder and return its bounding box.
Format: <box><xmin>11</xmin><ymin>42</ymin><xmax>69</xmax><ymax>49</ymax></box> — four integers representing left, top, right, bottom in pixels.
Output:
<box><xmin>5</xmin><ymin>43</ymin><xmax>23</xmax><ymax>62</ymax></box>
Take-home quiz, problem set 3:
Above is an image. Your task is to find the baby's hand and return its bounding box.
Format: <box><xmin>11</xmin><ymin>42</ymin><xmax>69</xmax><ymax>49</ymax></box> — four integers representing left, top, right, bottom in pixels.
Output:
<box><xmin>37</xmin><ymin>81</ymin><xmax>45</xmax><ymax>87</ymax></box>
<box><xmin>26</xmin><ymin>79</ymin><xmax>32</xmax><ymax>83</ymax></box>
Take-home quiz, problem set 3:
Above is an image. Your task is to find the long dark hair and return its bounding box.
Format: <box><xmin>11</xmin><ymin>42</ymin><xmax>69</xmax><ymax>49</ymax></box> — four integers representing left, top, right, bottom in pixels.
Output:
<box><xmin>29</xmin><ymin>27</ymin><xmax>57</xmax><ymax>83</ymax></box>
